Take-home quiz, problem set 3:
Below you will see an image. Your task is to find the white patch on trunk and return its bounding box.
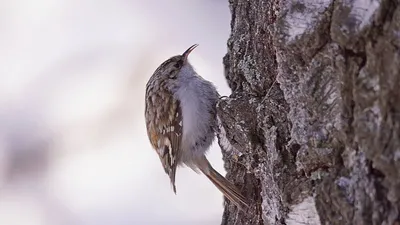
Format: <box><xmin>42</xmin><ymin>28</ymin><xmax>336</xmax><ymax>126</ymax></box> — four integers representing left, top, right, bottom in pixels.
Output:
<box><xmin>284</xmin><ymin>0</ymin><xmax>331</xmax><ymax>42</ymax></box>
<box><xmin>216</xmin><ymin>115</ymin><xmax>242</xmax><ymax>157</ymax></box>
<box><xmin>286</xmin><ymin>196</ymin><xmax>321</xmax><ymax>225</ymax></box>
<box><xmin>347</xmin><ymin>0</ymin><xmax>380</xmax><ymax>31</ymax></box>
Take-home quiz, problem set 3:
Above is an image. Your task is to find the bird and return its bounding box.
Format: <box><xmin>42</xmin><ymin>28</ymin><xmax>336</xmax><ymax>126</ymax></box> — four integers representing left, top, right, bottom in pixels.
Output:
<box><xmin>144</xmin><ymin>44</ymin><xmax>249</xmax><ymax>210</ymax></box>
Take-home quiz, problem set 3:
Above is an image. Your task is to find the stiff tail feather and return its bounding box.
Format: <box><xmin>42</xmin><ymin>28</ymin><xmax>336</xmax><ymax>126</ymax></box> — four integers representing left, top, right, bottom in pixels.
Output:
<box><xmin>197</xmin><ymin>156</ymin><xmax>249</xmax><ymax>210</ymax></box>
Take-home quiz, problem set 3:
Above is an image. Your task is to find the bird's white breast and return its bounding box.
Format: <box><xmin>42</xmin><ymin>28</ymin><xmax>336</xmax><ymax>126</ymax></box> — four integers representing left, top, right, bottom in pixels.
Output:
<box><xmin>173</xmin><ymin>64</ymin><xmax>218</xmax><ymax>161</ymax></box>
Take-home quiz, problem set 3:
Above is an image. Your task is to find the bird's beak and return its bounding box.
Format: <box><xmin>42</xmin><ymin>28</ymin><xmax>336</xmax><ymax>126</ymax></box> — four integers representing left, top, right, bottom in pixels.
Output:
<box><xmin>182</xmin><ymin>44</ymin><xmax>198</xmax><ymax>61</ymax></box>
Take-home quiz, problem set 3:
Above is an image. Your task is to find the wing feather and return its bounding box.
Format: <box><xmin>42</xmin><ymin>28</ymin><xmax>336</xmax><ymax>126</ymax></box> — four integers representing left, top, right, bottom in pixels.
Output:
<box><xmin>145</xmin><ymin>85</ymin><xmax>183</xmax><ymax>193</ymax></box>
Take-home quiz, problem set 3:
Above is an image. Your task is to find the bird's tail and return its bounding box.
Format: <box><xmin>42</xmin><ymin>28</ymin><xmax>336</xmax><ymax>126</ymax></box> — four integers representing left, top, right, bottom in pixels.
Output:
<box><xmin>195</xmin><ymin>156</ymin><xmax>249</xmax><ymax>210</ymax></box>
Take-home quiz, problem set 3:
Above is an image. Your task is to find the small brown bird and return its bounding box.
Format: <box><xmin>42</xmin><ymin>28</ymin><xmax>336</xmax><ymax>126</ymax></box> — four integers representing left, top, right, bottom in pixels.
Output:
<box><xmin>144</xmin><ymin>44</ymin><xmax>249</xmax><ymax>210</ymax></box>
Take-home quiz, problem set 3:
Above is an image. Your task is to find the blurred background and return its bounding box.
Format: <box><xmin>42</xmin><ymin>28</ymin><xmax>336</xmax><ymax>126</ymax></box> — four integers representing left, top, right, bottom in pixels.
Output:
<box><xmin>0</xmin><ymin>0</ymin><xmax>232</xmax><ymax>224</ymax></box>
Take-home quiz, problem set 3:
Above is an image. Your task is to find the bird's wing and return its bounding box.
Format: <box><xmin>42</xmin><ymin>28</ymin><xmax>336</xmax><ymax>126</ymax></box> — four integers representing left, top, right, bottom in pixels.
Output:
<box><xmin>145</xmin><ymin>87</ymin><xmax>182</xmax><ymax>193</ymax></box>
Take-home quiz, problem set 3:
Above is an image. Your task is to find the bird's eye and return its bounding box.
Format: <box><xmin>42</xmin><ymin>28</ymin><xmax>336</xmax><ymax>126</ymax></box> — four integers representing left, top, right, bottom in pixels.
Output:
<box><xmin>174</xmin><ymin>60</ymin><xmax>183</xmax><ymax>68</ymax></box>
<box><xmin>169</xmin><ymin>70</ymin><xmax>178</xmax><ymax>79</ymax></box>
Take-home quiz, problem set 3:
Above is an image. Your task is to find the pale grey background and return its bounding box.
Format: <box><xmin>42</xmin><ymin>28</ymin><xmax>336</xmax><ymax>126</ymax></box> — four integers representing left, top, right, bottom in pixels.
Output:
<box><xmin>0</xmin><ymin>1</ymin><xmax>231</xmax><ymax>224</ymax></box>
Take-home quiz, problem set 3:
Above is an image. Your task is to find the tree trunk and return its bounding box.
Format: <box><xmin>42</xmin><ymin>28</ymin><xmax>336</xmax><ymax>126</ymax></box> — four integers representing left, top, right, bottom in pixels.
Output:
<box><xmin>217</xmin><ymin>0</ymin><xmax>400</xmax><ymax>224</ymax></box>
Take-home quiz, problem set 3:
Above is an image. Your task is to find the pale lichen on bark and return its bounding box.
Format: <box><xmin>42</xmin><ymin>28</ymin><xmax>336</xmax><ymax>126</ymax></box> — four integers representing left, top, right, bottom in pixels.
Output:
<box><xmin>218</xmin><ymin>0</ymin><xmax>400</xmax><ymax>224</ymax></box>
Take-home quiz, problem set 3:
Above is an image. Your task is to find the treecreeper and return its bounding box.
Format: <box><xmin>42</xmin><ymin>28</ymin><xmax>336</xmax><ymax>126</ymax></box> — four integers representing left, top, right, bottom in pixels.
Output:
<box><xmin>144</xmin><ymin>44</ymin><xmax>249</xmax><ymax>210</ymax></box>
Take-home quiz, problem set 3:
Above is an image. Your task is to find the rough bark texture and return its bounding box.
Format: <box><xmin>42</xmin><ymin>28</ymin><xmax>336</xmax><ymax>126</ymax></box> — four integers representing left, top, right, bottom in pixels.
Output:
<box><xmin>217</xmin><ymin>0</ymin><xmax>400</xmax><ymax>224</ymax></box>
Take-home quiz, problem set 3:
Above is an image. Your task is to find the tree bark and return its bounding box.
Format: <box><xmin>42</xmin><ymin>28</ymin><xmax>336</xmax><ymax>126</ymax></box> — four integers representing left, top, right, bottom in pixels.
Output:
<box><xmin>217</xmin><ymin>0</ymin><xmax>400</xmax><ymax>224</ymax></box>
